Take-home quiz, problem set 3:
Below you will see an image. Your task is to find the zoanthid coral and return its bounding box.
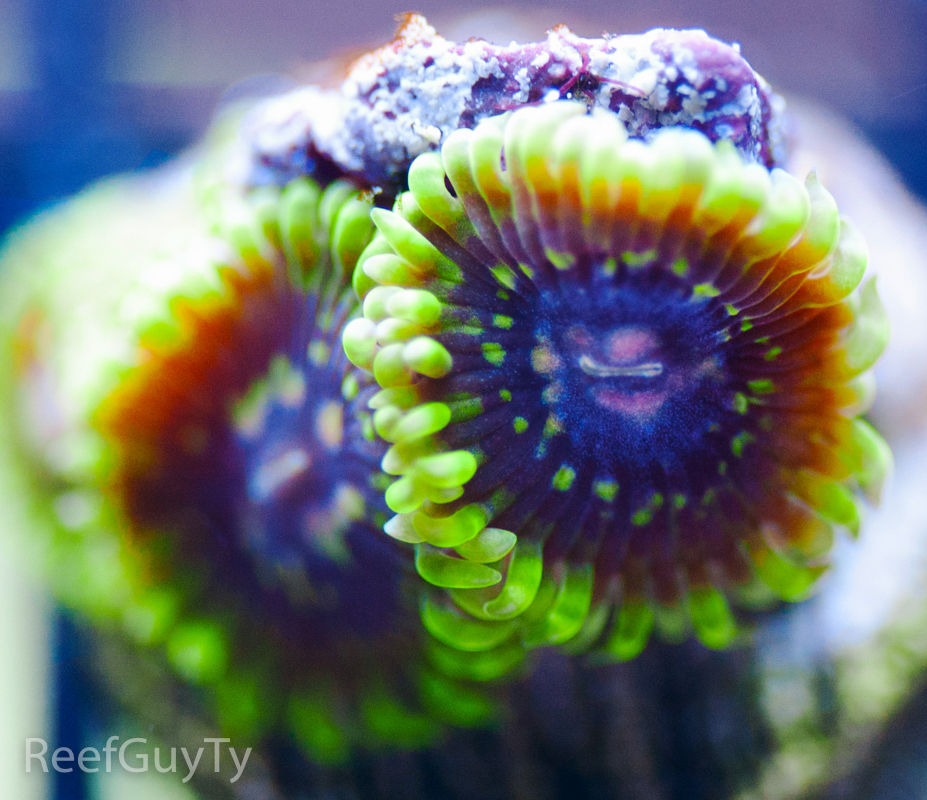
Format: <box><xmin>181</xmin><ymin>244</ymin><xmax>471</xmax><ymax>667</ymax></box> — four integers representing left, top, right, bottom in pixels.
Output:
<box><xmin>0</xmin><ymin>168</ymin><xmax>494</xmax><ymax>766</ymax></box>
<box><xmin>345</xmin><ymin>101</ymin><xmax>891</xmax><ymax>663</ymax></box>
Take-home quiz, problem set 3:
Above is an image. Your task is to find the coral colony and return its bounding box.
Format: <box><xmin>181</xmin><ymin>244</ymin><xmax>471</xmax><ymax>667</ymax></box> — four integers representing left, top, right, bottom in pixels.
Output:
<box><xmin>0</xmin><ymin>14</ymin><xmax>889</xmax><ymax>768</ymax></box>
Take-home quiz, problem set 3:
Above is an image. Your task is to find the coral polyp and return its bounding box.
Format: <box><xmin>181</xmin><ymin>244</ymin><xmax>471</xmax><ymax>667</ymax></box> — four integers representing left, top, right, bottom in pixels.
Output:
<box><xmin>95</xmin><ymin>185</ymin><xmax>405</xmax><ymax>659</ymax></box>
<box><xmin>2</xmin><ymin>170</ymin><xmax>497</xmax><ymax>765</ymax></box>
<box><xmin>0</xmin><ymin>15</ymin><xmax>903</xmax><ymax>795</ymax></box>
<box><xmin>345</xmin><ymin>101</ymin><xmax>891</xmax><ymax>658</ymax></box>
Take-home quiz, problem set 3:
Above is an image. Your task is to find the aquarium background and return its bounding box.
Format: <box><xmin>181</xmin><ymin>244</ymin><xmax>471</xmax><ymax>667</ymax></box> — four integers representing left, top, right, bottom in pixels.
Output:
<box><xmin>1</xmin><ymin>0</ymin><xmax>926</xmax><ymax>799</ymax></box>
<box><xmin>1</xmin><ymin>0</ymin><xmax>926</xmax><ymax>233</ymax></box>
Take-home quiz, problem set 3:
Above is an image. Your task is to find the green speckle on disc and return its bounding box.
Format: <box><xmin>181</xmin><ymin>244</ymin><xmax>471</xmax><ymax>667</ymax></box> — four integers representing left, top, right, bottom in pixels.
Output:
<box><xmin>631</xmin><ymin>493</ymin><xmax>663</xmax><ymax>526</ymax></box>
<box><xmin>489</xmin><ymin>263</ymin><xmax>516</xmax><ymax>289</ymax></box>
<box><xmin>482</xmin><ymin>342</ymin><xmax>505</xmax><ymax>366</ymax></box>
<box><xmin>622</xmin><ymin>249</ymin><xmax>657</xmax><ymax>267</ymax></box>
<box><xmin>493</xmin><ymin>314</ymin><xmax>513</xmax><ymax>329</ymax></box>
<box><xmin>732</xmin><ymin>392</ymin><xmax>749</xmax><ymax>414</ymax></box>
<box><xmin>552</xmin><ymin>465</ymin><xmax>576</xmax><ymax>491</ymax></box>
<box><xmin>693</xmin><ymin>282</ymin><xmax>721</xmax><ymax>298</ymax></box>
<box><xmin>748</xmin><ymin>379</ymin><xmax>775</xmax><ymax>395</ymax></box>
<box><xmin>731</xmin><ymin>430</ymin><xmax>755</xmax><ymax>457</ymax></box>
<box><xmin>545</xmin><ymin>248</ymin><xmax>574</xmax><ymax>270</ymax></box>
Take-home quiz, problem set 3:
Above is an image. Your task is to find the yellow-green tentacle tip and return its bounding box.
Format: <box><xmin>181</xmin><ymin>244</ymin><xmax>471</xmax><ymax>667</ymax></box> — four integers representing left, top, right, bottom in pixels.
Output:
<box><xmin>421</xmin><ymin>595</ymin><xmax>518</xmax><ymax>651</ymax></box>
<box><xmin>415</xmin><ymin>543</ymin><xmax>503</xmax><ymax>589</ymax></box>
<box><xmin>522</xmin><ymin>563</ymin><xmax>594</xmax><ymax>647</ymax></box>
<box><xmin>455</xmin><ymin>527</ymin><xmax>517</xmax><ymax>563</ymax></box>
<box><xmin>603</xmin><ymin>603</ymin><xmax>655</xmax><ymax>662</ymax></box>
<box><xmin>407</xmin><ymin>152</ymin><xmax>473</xmax><ymax>240</ymax></box>
<box><xmin>418</xmin><ymin>670</ymin><xmax>498</xmax><ymax>727</ymax></box>
<box><xmin>689</xmin><ymin>589</ymin><xmax>738</xmax><ymax>650</ymax></box>
<box><xmin>843</xmin><ymin>278</ymin><xmax>890</xmax><ymax>376</ymax></box>
<box><xmin>450</xmin><ymin>540</ymin><xmax>544</xmax><ymax>621</ymax></box>
<box><xmin>360</xmin><ymin>691</ymin><xmax>440</xmax><ymax>748</ymax></box>
<box><xmin>846</xmin><ymin>419</ymin><xmax>893</xmax><ymax>503</ymax></box>
<box><xmin>752</xmin><ymin>548</ymin><xmax>824</xmax><ymax>602</ymax></box>
<box><xmin>288</xmin><ymin>693</ymin><xmax>350</xmax><ymax>765</ymax></box>
<box><xmin>343</xmin><ymin>318</ymin><xmax>378</xmax><ymax>370</ymax></box>
<box><xmin>426</xmin><ymin>639</ymin><xmax>526</xmax><ymax>682</ymax></box>
<box><xmin>410</xmin><ymin>504</ymin><xmax>488</xmax><ymax>547</ymax></box>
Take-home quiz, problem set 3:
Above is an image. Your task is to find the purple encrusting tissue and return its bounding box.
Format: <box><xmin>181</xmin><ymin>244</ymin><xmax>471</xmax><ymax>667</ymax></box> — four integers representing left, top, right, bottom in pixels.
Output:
<box><xmin>238</xmin><ymin>14</ymin><xmax>786</xmax><ymax>191</ymax></box>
